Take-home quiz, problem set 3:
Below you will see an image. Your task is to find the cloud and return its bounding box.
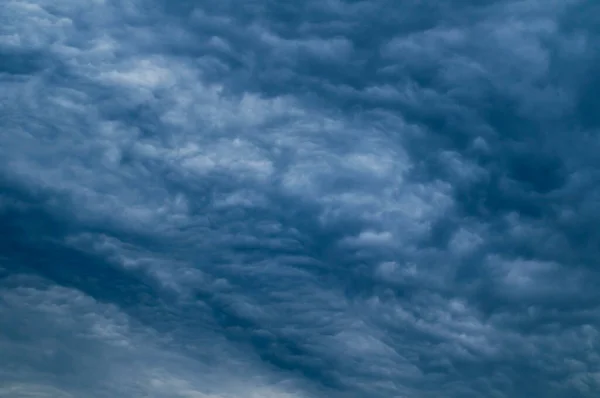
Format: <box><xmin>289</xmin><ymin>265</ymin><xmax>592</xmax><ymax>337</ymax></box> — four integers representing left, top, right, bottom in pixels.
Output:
<box><xmin>1</xmin><ymin>0</ymin><xmax>600</xmax><ymax>397</ymax></box>
<box><xmin>0</xmin><ymin>277</ymin><xmax>310</xmax><ymax>398</ymax></box>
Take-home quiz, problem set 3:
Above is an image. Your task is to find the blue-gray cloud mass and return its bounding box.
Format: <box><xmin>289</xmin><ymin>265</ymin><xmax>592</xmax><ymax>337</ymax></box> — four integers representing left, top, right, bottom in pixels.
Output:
<box><xmin>1</xmin><ymin>0</ymin><xmax>600</xmax><ymax>397</ymax></box>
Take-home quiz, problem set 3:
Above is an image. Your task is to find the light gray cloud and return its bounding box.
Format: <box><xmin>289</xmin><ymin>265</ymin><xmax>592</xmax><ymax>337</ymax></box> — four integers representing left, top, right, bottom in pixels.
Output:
<box><xmin>0</xmin><ymin>276</ymin><xmax>311</xmax><ymax>398</ymax></box>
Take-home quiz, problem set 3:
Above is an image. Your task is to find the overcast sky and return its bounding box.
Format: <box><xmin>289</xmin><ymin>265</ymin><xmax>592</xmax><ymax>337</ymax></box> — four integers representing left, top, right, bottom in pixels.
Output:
<box><xmin>1</xmin><ymin>0</ymin><xmax>600</xmax><ymax>397</ymax></box>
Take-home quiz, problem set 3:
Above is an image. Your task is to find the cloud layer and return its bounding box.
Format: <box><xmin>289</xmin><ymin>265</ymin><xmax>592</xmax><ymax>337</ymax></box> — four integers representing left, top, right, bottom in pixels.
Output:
<box><xmin>2</xmin><ymin>0</ymin><xmax>600</xmax><ymax>397</ymax></box>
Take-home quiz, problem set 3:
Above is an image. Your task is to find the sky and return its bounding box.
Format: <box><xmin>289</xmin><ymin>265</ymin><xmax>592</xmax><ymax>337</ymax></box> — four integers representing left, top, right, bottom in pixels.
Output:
<box><xmin>1</xmin><ymin>0</ymin><xmax>599</xmax><ymax>397</ymax></box>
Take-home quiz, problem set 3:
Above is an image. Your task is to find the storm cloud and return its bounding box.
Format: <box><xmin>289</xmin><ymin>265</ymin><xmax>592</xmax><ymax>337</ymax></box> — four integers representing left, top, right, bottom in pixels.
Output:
<box><xmin>1</xmin><ymin>0</ymin><xmax>600</xmax><ymax>397</ymax></box>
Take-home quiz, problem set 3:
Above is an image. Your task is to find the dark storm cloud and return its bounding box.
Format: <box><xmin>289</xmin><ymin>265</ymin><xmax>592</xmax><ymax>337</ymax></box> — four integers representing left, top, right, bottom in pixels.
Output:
<box><xmin>1</xmin><ymin>0</ymin><xmax>600</xmax><ymax>397</ymax></box>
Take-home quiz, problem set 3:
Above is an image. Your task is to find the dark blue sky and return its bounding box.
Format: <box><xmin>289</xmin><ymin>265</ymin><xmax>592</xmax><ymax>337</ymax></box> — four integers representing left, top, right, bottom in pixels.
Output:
<box><xmin>1</xmin><ymin>0</ymin><xmax>600</xmax><ymax>397</ymax></box>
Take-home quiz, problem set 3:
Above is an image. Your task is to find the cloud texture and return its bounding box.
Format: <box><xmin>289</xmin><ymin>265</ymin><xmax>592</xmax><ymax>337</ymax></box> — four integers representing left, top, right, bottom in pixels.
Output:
<box><xmin>1</xmin><ymin>0</ymin><xmax>600</xmax><ymax>397</ymax></box>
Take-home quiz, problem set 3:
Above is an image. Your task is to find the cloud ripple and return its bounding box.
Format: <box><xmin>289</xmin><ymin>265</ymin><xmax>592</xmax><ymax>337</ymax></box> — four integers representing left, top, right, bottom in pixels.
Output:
<box><xmin>1</xmin><ymin>0</ymin><xmax>600</xmax><ymax>397</ymax></box>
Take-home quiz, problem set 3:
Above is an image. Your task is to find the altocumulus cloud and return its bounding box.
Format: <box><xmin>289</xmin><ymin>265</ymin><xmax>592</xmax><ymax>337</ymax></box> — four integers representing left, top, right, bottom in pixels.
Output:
<box><xmin>1</xmin><ymin>0</ymin><xmax>600</xmax><ymax>397</ymax></box>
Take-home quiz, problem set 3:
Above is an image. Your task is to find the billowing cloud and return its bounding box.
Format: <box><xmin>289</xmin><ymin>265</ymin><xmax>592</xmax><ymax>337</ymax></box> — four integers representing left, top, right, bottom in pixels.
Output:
<box><xmin>1</xmin><ymin>0</ymin><xmax>600</xmax><ymax>397</ymax></box>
